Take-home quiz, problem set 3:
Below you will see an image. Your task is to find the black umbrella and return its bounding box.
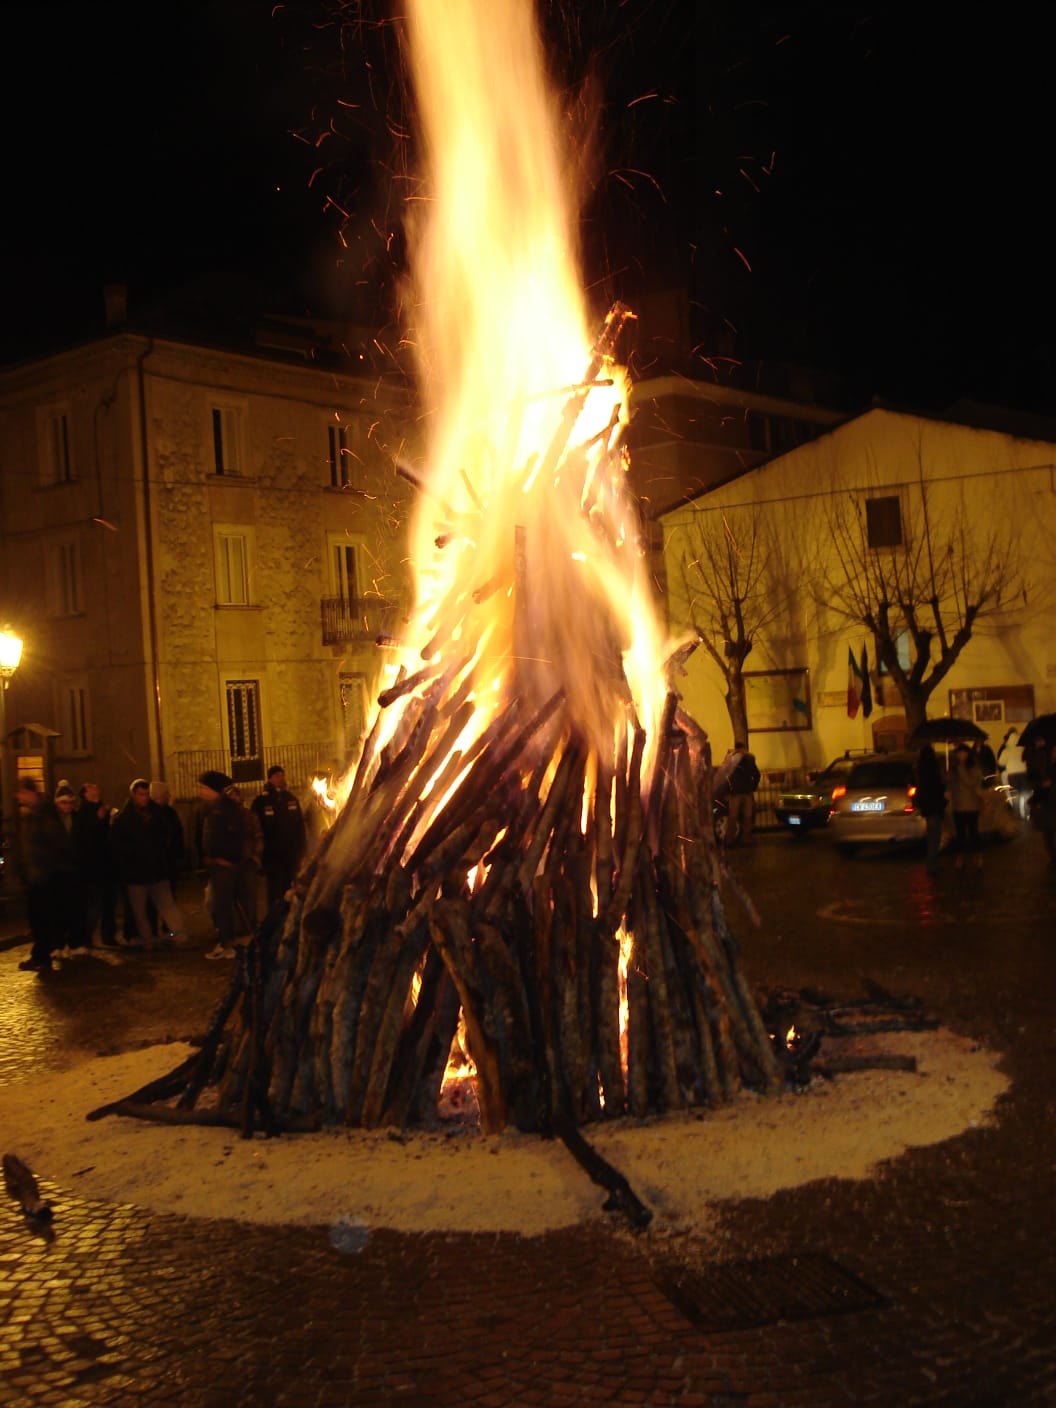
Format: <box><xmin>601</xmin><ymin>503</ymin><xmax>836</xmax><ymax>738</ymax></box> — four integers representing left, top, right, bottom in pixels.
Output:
<box><xmin>908</xmin><ymin>717</ymin><xmax>988</xmax><ymax>746</ymax></box>
<box><xmin>1019</xmin><ymin>713</ymin><xmax>1056</xmax><ymax>752</ymax></box>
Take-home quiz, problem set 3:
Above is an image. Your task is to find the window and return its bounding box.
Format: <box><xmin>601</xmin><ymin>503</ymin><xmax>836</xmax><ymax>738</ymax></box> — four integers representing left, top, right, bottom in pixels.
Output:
<box><xmin>225</xmin><ymin>679</ymin><xmax>262</xmax><ymax>782</ymax></box>
<box><xmin>865</xmin><ymin>495</ymin><xmax>903</xmax><ymax>548</ymax></box>
<box><xmin>212</xmin><ymin>404</ymin><xmax>244</xmax><ymax>476</ymax></box>
<box><xmin>55</xmin><ymin>678</ymin><xmax>91</xmax><ymax>756</ymax></box>
<box><xmin>327</xmin><ymin>415</ymin><xmax>366</xmax><ymax>488</ymax></box>
<box><xmin>46</xmin><ymin>534</ymin><xmax>83</xmax><ymax>616</ymax></box>
<box><xmin>38</xmin><ymin>405</ymin><xmax>73</xmax><ymax>485</ymax></box>
<box><xmin>213</xmin><ymin>526</ymin><xmax>253</xmax><ymax>605</ymax></box>
<box><xmin>328</xmin><ymin>535</ymin><xmax>360</xmax><ymax>603</ymax></box>
<box><xmin>338</xmin><ymin>671</ymin><xmax>370</xmax><ymax>758</ymax></box>
<box><xmin>877</xmin><ymin>630</ymin><xmax>912</xmax><ymax>674</ymax></box>
<box><xmin>329</xmin><ymin>423</ymin><xmax>352</xmax><ymax>487</ymax></box>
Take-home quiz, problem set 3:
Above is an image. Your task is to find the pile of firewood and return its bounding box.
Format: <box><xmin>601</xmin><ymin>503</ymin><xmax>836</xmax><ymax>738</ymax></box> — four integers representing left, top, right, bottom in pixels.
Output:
<box><xmin>92</xmin><ymin>311</ymin><xmax>784</xmax><ymax>1138</ymax></box>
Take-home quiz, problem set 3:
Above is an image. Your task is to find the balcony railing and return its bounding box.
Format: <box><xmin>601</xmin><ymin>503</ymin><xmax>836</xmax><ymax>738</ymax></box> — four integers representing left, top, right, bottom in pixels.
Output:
<box><xmin>321</xmin><ymin>595</ymin><xmax>400</xmax><ymax>646</ymax></box>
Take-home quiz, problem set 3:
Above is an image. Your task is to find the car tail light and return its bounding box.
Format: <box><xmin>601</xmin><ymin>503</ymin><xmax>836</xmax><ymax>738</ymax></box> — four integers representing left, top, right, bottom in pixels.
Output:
<box><xmin>904</xmin><ymin>783</ymin><xmax>917</xmax><ymax>814</ymax></box>
<box><xmin>831</xmin><ymin>785</ymin><xmax>847</xmax><ymax>800</ymax></box>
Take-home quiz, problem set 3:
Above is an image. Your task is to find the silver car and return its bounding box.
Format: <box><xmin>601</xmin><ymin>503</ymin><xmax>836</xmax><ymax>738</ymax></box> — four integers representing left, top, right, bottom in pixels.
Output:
<box><xmin>828</xmin><ymin>752</ymin><xmax>926</xmax><ymax>854</ymax></box>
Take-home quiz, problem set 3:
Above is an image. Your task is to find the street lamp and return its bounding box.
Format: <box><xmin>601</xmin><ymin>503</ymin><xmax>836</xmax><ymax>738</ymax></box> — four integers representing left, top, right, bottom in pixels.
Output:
<box><xmin>0</xmin><ymin>627</ymin><xmax>24</xmax><ymax>856</ymax></box>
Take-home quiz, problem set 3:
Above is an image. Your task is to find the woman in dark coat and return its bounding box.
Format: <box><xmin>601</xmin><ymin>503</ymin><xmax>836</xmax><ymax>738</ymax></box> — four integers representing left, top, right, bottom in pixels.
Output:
<box><xmin>914</xmin><ymin>744</ymin><xmax>947</xmax><ymax>876</ymax></box>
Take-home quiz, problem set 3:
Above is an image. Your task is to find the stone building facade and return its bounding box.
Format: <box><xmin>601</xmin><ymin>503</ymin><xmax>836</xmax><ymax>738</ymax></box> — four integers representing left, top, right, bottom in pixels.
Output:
<box><xmin>0</xmin><ymin>328</ymin><xmax>415</xmax><ymax>815</ymax></box>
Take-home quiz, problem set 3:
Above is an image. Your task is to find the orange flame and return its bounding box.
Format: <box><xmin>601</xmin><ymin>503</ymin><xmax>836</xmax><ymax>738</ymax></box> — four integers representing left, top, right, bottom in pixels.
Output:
<box><xmin>369</xmin><ymin>0</ymin><xmax>667</xmax><ymax>777</ymax></box>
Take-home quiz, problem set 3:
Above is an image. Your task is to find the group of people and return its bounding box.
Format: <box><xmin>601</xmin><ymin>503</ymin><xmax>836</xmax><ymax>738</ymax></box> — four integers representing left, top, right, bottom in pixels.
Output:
<box><xmin>13</xmin><ymin>765</ymin><xmax>307</xmax><ymax>973</ymax></box>
<box><xmin>913</xmin><ymin>729</ymin><xmax>1056</xmax><ymax>875</ymax></box>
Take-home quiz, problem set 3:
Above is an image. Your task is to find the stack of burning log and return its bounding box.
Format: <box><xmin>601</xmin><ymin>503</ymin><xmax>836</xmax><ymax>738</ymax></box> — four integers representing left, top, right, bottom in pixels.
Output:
<box><xmin>96</xmin><ymin>313</ymin><xmax>784</xmax><ymax>1139</ymax></box>
<box><xmin>101</xmin><ymin>680</ymin><xmax>784</xmax><ymax>1139</ymax></box>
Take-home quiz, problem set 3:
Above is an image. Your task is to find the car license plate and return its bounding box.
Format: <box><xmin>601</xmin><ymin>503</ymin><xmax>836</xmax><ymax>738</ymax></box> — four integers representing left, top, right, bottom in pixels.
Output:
<box><xmin>788</xmin><ymin>814</ymin><xmax>802</xmax><ymax>825</ymax></box>
<box><xmin>851</xmin><ymin>800</ymin><xmax>884</xmax><ymax>812</ymax></box>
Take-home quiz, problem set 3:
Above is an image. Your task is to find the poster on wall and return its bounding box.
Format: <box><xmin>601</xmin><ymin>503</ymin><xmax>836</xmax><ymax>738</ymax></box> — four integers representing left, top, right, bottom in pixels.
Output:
<box><xmin>744</xmin><ymin>668</ymin><xmax>812</xmax><ymax>732</ymax></box>
<box><xmin>949</xmin><ymin>685</ymin><xmax>1034</xmax><ymax>725</ymax></box>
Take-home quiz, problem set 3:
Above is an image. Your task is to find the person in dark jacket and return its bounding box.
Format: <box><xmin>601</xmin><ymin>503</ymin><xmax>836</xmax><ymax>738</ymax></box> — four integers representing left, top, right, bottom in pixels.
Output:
<box><xmin>198</xmin><ymin>770</ymin><xmax>249</xmax><ymax>959</ymax></box>
<box><xmin>110</xmin><ymin>778</ymin><xmax>188</xmax><ymax>947</ymax></box>
<box><xmin>914</xmin><ymin>744</ymin><xmax>947</xmax><ymax>876</ymax></box>
<box><xmin>251</xmin><ymin>765</ymin><xmax>307</xmax><ymax>911</ymax></box>
<box><xmin>15</xmin><ymin>777</ymin><xmax>81</xmax><ymax>971</ymax></box>
<box><xmin>226</xmin><ymin>784</ymin><xmax>263</xmax><ymax>936</ymax></box>
<box><xmin>74</xmin><ymin>782</ymin><xmax>119</xmax><ymax>946</ymax></box>
<box><xmin>717</xmin><ymin>741</ymin><xmax>761</xmax><ymax>846</ymax></box>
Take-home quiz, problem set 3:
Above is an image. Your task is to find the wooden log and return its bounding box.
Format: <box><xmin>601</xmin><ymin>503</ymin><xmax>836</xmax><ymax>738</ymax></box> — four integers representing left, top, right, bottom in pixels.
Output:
<box><xmin>624</xmin><ymin>905</ymin><xmax>652</xmax><ymax>1117</ymax></box>
<box><xmin>569</xmin><ymin>822</ymin><xmax>603</xmax><ymax>1125</ymax></box>
<box><xmin>358</xmin><ymin>923</ymin><xmax>431</xmax><ymax>1127</ymax></box>
<box><xmin>603</xmin><ymin>726</ymin><xmax>646</xmax><ymax>931</ymax></box>
<box><xmin>325</xmin><ymin>893</ymin><xmax>383</xmax><ymax>1118</ymax></box>
<box><xmin>88</xmin><ymin>1048</ymin><xmax>202</xmax><ymax>1122</ymax></box>
<box><xmin>612</xmin><ymin>720</ymin><xmax>630</xmax><ymax>862</ymax></box>
<box><xmin>343</xmin><ymin>898</ymin><xmax>426</xmax><ymax>1123</ymax></box>
<box><xmin>382</xmin><ymin>948</ymin><xmax>459</xmax><ymax>1128</ymax></box>
<box><xmin>429</xmin><ymin>901</ymin><xmax>507</xmax><ymax>1133</ymax></box>
<box><xmin>531</xmin><ymin>872</ymin><xmax>561</xmax><ymax>1122</ymax></box>
<box><xmin>239</xmin><ymin>941</ymin><xmax>279</xmax><ymax>1139</ymax></box>
<box><xmin>551</xmin><ymin>869</ymin><xmax>591</xmax><ymax>1126</ymax></box>
<box><xmin>473</xmin><ymin>917</ymin><xmax>540</xmax><ymax>1130</ymax></box>
<box><xmin>265</xmin><ymin>904</ymin><xmax>338</xmax><ymax>1114</ymax></box>
<box><xmin>644</xmin><ymin>692</ymin><xmax>679</xmax><ymax>853</ymax></box>
<box><xmin>90</xmin><ymin>1100</ymin><xmax>320</xmax><ymax>1132</ymax></box>
<box><xmin>517</xmin><ymin>740</ymin><xmax>582</xmax><ymax>890</ymax></box>
<box><xmin>634</xmin><ymin>858</ymin><xmax>682</xmax><ymax>1112</ymax></box>
<box><xmin>708</xmin><ymin>888</ymin><xmax>785</xmax><ymax>1094</ymax></box>
<box><xmin>381</xmin><ymin>698</ymin><xmax>476</xmax><ymax>868</ymax></box>
<box><xmin>551</xmin><ymin>1110</ymin><xmax>652</xmax><ymax>1231</ymax></box>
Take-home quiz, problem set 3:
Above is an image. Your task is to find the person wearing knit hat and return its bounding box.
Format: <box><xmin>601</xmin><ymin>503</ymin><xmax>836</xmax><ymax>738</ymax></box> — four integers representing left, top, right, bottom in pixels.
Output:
<box><xmin>198</xmin><ymin>770</ymin><xmax>233</xmax><ymax>796</ymax></box>
<box><xmin>198</xmin><ymin>771</ymin><xmax>250</xmax><ymax>959</ymax></box>
<box><xmin>53</xmin><ymin>782</ymin><xmax>78</xmax><ymax>842</ymax></box>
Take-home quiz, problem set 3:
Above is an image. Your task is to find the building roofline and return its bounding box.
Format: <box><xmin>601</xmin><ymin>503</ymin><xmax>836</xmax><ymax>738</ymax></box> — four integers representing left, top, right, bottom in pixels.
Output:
<box><xmin>669</xmin><ymin>396</ymin><xmax>1056</xmax><ymax>512</ymax></box>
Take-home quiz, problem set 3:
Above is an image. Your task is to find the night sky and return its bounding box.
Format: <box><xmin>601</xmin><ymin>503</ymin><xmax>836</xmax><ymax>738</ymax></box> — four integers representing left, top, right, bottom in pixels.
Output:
<box><xmin>4</xmin><ymin>1</ymin><xmax>1054</xmax><ymax>415</ymax></box>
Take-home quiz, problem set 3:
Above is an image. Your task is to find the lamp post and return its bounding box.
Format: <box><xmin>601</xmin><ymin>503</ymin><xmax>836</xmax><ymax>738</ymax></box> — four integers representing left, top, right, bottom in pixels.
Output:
<box><xmin>0</xmin><ymin>627</ymin><xmax>24</xmax><ymax>857</ymax></box>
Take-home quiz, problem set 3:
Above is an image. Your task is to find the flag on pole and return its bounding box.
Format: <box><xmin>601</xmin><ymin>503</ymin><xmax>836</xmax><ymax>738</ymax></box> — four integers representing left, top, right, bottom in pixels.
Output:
<box><xmin>860</xmin><ymin>643</ymin><xmax>873</xmax><ymax>719</ymax></box>
<box><xmin>847</xmin><ymin>646</ymin><xmax>862</xmax><ymax>719</ymax></box>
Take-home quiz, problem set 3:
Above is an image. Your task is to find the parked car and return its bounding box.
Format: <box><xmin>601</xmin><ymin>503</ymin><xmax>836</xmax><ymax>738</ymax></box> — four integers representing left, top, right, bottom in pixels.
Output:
<box><xmin>828</xmin><ymin>752</ymin><xmax>926</xmax><ymax>855</ymax></box>
<box><xmin>775</xmin><ymin>752</ymin><xmax>867</xmax><ymax>834</ymax></box>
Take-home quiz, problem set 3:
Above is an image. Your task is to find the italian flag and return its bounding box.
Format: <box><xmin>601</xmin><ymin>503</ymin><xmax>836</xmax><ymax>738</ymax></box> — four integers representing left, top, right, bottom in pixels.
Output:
<box><xmin>847</xmin><ymin>646</ymin><xmax>863</xmax><ymax>719</ymax></box>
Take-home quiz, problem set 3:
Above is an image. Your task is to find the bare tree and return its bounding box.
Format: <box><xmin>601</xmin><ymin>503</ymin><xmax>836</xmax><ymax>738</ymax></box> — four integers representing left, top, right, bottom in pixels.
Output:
<box><xmin>671</xmin><ymin>505</ymin><xmax>798</xmax><ymax>744</ymax></box>
<box><xmin>819</xmin><ymin>469</ymin><xmax>1027</xmax><ymax>736</ymax></box>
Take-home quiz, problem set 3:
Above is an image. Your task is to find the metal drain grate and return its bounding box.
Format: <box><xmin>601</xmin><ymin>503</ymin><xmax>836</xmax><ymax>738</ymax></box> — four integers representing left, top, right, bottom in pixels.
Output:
<box><xmin>654</xmin><ymin>1252</ymin><xmax>888</xmax><ymax>1334</ymax></box>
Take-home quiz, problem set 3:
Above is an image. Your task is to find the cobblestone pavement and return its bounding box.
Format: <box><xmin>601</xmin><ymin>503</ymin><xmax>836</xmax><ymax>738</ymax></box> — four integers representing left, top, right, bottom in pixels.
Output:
<box><xmin>1</xmin><ymin>835</ymin><xmax>1054</xmax><ymax>1407</ymax></box>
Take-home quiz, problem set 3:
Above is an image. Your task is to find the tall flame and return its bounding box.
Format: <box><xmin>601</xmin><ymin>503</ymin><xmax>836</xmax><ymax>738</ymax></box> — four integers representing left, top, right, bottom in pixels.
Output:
<box><xmin>386</xmin><ymin>0</ymin><xmax>665</xmax><ymax>772</ymax></box>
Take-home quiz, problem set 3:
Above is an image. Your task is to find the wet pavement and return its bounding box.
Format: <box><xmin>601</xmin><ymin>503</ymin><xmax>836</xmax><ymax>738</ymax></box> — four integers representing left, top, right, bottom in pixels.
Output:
<box><xmin>0</xmin><ymin>832</ymin><xmax>1054</xmax><ymax>1406</ymax></box>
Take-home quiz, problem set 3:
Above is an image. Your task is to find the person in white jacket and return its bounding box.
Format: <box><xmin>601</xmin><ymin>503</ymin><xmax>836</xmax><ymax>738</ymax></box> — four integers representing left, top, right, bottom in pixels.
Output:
<box><xmin>997</xmin><ymin>727</ymin><xmax>1027</xmax><ymax>817</ymax></box>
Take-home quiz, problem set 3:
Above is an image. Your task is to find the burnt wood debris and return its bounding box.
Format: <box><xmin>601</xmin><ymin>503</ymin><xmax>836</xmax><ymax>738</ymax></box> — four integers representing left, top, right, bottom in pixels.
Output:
<box><xmin>87</xmin><ymin>310</ymin><xmax>932</xmax><ymax>1225</ymax></box>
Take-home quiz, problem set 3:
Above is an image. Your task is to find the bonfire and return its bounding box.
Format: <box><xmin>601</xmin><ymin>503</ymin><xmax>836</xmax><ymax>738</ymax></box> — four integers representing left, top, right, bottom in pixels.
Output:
<box><xmin>94</xmin><ymin>0</ymin><xmax>787</xmax><ymax>1170</ymax></box>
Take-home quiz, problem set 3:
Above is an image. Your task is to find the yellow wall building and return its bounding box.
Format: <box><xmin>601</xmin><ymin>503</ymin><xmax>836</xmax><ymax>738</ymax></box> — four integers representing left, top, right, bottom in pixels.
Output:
<box><xmin>661</xmin><ymin>403</ymin><xmax>1056</xmax><ymax>772</ymax></box>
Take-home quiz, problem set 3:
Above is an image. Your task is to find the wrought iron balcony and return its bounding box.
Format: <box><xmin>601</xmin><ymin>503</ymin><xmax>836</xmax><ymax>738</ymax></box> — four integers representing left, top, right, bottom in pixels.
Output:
<box><xmin>320</xmin><ymin>595</ymin><xmax>400</xmax><ymax>646</ymax></box>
